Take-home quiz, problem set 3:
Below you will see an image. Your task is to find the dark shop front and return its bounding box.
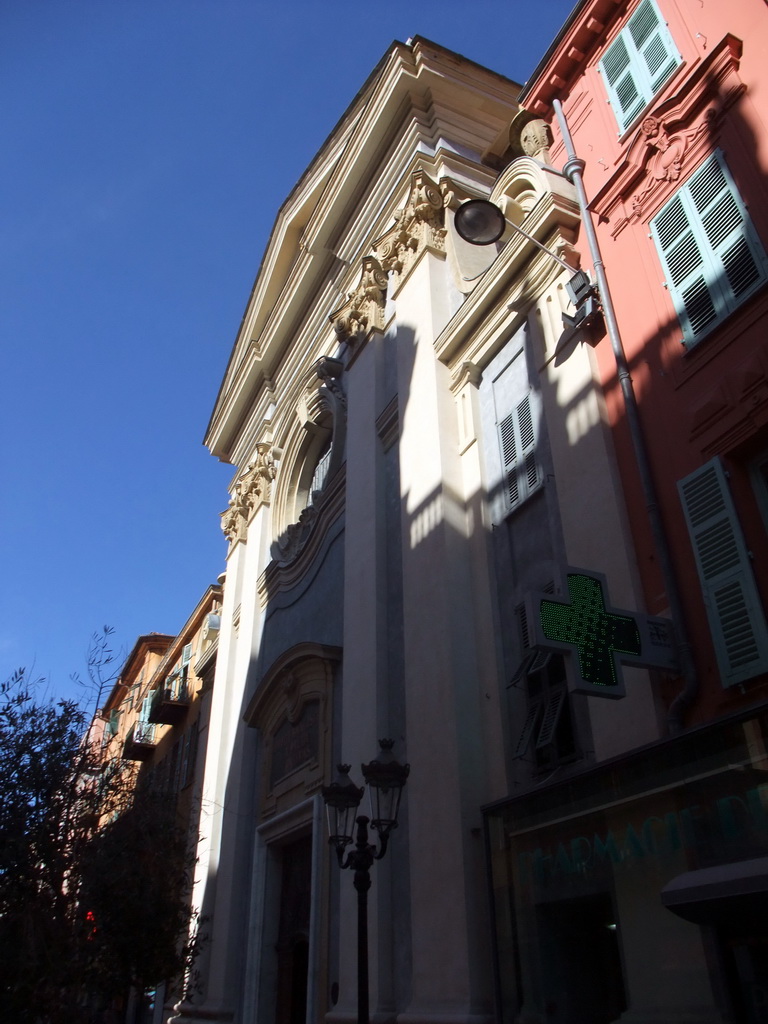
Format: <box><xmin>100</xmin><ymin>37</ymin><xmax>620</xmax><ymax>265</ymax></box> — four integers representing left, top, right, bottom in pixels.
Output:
<box><xmin>485</xmin><ymin>705</ymin><xmax>768</xmax><ymax>1024</ymax></box>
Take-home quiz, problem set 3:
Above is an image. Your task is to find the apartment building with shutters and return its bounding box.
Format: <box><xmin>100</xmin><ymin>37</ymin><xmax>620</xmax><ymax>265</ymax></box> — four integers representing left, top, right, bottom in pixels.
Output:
<box><xmin>98</xmin><ymin>583</ymin><xmax>222</xmax><ymax>1019</ymax></box>
<box><xmin>482</xmin><ymin>2</ymin><xmax>768</xmax><ymax>1022</ymax></box>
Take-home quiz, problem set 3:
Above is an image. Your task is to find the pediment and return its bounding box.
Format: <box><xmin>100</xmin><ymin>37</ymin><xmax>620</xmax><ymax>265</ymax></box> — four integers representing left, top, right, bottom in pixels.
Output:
<box><xmin>204</xmin><ymin>38</ymin><xmax>522</xmax><ymax>463</ymax></box>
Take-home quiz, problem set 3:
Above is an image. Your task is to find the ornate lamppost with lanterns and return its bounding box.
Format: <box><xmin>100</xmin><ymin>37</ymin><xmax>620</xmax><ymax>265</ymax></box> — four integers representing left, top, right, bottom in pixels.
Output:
<box><xmin>322</xmin><ymin>739</ymin><xmax>409</xmax><ymax>1024</ymax></box>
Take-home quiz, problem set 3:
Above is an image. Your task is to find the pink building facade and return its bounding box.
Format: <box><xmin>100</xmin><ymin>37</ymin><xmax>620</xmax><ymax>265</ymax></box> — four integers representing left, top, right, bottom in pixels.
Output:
<box><xmin>525</xmin><ymin>0</ymin><xmax>768</xmax><ymax>721</ymax></box>
<box><xmin>485</xmin><ymin>3</ymin><xmax>768</xmax><ymax>1022</ymax></box>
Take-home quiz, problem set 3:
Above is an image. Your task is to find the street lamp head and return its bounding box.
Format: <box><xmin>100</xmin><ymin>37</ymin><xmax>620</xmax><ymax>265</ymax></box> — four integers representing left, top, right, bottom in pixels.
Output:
<box><xmin>322</xmin><ymin>763</ymin><xmax>364</xmax><ymax>853</ymax></box>
<box><xmin>361</xmin><ymin>739</ymin><xmax>410</xmax><ymax>838</ymax></box>
<box><xmin>454</xmin><ymin>199</ymin><xmax>506</xmax><ymax>246</ymax></box>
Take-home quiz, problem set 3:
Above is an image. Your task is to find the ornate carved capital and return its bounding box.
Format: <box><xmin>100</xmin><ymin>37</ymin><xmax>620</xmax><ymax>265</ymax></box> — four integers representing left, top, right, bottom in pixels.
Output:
<box><xmin>330</xmin><ymin>255</ymin><xmax>387</xmax><ymax>344</ymax></box>
<box><xmin>373</xmin><ymin>169</ymin><xmax>446</xmax><ymax>291</ymax></box>
<box><xmin>240</xmin><ymin>443</ymin><xmax>277</xmax><ymax>515</ymax></box>
<box><xmin>519</xmin><ymin>118</ymin><xmax>554</xmax><ymax>164</ymax></box>
<box><xmin>220</xmin><ymin>444</ymin><xmax>277</xmax><ymax>544</ymax></box>
<box><xmin>220</xmin><ymin>500</ymin><xmax>247</xmax><ymax>544</ymax></box>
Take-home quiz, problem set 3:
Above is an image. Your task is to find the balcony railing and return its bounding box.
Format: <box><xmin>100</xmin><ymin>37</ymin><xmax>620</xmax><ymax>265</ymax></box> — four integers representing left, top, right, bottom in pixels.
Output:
<box><xmin>148</xmin><ymin>676</ymin><xmax>191</xmax><ymax>725</ymax></box>
<box><xmin>123</xmin><ymin>721</ymin><xmax>157</xmax><ymax>761</ymax></box>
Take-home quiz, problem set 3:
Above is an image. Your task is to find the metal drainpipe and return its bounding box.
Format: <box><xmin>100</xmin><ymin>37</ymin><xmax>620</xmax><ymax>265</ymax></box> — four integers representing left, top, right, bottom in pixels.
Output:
<box><xmin>552</xmin><ymin>99</ymin><xmax>698</xmax><ymax>732</ymax></box>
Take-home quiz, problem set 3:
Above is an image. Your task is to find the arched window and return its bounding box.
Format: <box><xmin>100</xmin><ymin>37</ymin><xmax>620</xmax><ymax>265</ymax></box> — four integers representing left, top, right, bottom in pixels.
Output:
<box><xmin>307</xmin><ymin>440</ymin><xmax>332</xmax><ymax>507</ymax></box>
<box><xmin>270</xmin><ymin>357</ymin><xmax>346</xmax><ymax>565</ymax></box>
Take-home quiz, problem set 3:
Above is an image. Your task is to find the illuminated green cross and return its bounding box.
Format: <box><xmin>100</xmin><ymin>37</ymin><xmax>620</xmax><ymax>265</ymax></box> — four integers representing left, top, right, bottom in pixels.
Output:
<box><xmin>540</xmin><ymin>573</ymin><xmax>641</xmax><ymax>689</ymax></box>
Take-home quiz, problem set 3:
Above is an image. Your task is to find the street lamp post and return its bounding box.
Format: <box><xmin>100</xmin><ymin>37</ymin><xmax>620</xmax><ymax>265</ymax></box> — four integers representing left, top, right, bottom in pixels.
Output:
<box><xmin>322</xmin><ymin>740</ymin><xmax>409</xmax><ymax>1024</ymax></box>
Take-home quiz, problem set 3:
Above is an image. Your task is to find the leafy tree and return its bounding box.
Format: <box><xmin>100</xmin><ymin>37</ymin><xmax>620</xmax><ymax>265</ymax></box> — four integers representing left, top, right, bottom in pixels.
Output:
<box><xmin>0</xmin><ymin>666</ymin><xmax>101</xmax><ymax>1022</ymax></box>
<box><xmin>0</xmin><ymin>632</ymin><xmax>203</xmax><ymax>1023</ymax></box>
<box><xmin>79</xmin><ymin>792</ymin><xmax>202</xmax><ymax>1007</ymax></box>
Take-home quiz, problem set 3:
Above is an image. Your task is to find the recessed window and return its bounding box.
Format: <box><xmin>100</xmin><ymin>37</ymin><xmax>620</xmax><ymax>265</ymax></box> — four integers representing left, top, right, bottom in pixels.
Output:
<box><xmin>651</xmin><ymin>151</ymin><xmax>768</xmax><ymax>347</ymax></box>
<box><xmin>678</xmin><ymin>456</ymin><xmax>768</xmax><ymax>686</ymax></box>
<box><xmin>308</xmin><ymin>441</ymin><xmax>332</xmax><ymax>506</ymax></box>
<box><xmin>599</xmin><ymin>0</ymin><xmax>681</xmax><ymax>132</ymax></box>
<box><xmin>491</xmin><ymin>346</ymin><xmax>542</xmax><ymax>520</ymax></box>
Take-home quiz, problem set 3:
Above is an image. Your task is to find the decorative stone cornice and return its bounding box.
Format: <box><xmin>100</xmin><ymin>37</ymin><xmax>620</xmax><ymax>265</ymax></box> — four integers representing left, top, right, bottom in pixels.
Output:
<box><xmin>329</xmin><ymin>256</ymin><xmax>387</xmax><ymax>344</ymax></box>
<box><xmin>220</xmin><ymin>443</ymin><xmax>277</xmax><ymax>544</ymax></box>
<box><xmin>372</xmin><ymin>169</ymin><xmax>446</xmax><ymax>292</ymax></box>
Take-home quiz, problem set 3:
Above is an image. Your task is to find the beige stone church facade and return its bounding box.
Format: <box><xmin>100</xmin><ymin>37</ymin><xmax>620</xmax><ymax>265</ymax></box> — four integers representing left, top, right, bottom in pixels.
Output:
<box><xmin>167</xmin><ymin>36</ymin><xmax>660</xmax><ymax>1024</ymax></box>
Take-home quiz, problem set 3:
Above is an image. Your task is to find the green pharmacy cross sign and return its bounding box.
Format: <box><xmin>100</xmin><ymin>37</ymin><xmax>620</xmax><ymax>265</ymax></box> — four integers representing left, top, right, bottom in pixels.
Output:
<box><xmin>527</xmin><ymin>569</ymin><xmax>678</xmax><ymax>699</ymax></box>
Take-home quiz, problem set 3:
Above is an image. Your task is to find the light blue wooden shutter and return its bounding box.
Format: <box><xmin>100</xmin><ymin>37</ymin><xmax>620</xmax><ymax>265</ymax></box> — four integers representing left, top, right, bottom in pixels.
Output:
<box><xmin>678</xmin><ymin>458</ymin><xmax>768</xmax><ymax>686</ymax></box>
<box><xmin>630</xmin><ymin>0</ymin><xmax>679</xmax><ymax>94</ymax></box>
<box><xmin>600</xmin><ymin>0</ymin><xmax>680</xmax><ymax>131</ymax></box>
<box><xmin>652</xmin><ymin>152</ymin><xmax>768</xmax><ymax>345</ymax></box>
<box><xmin>499</xmin><ymin>382</ymin><xmax>540</xmax><ymax>516</ymax></box>
<box><xmin>136</xmin><ymin>694</ymin><xmax>155</xmax><ymax>743</ymax></box>
<box><xmin>180</xmin><ymin>641</ymin><xmax>193</xmax><ymax>692</ymax></box>
<box><xmin>601</xmin><ymin>34</ymin><xmax>644</xmax><ymax>131</ymax></box>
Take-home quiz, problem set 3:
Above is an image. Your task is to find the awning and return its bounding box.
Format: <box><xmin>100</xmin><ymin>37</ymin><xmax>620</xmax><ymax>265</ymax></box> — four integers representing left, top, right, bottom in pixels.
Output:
<box><xmin>661</xmin><ymin>856</ymin><xmax>768</xmax><ymax>929</ymax></box>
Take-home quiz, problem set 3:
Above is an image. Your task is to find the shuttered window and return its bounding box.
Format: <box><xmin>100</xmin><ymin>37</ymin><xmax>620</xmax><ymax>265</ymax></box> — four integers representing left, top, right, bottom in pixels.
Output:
<box><xmin>499</xmin><ymin>394</ymin><xmax>538</xmax><ymax>511</ymax></box>
<box><xmin>678</xmin><ymin>457</ymin><xmax>768</xmax><ymax>686</ymax></box>
<box><xmin>139</xmin><ymin>694</ymin><xmax>152</xmax><ymax>723</ymax></box>
<box><xmin>180</xmin><ymin>641</ymin><xmax>193</xmax><ymax>693</ymax></box>
<box><xmin>493</xmin><ymin>349</ymin><xmax>541</xmax><ymax>517</ymax></box>
<box><xmin>599</xmin><ymin>0</ymin><xmax>680</xmax><ymax>132</ymax></box>
<box><xmin>651</xmin><ymin>151</ymin><xmax>768</xmax><ymax>346</ymax></box>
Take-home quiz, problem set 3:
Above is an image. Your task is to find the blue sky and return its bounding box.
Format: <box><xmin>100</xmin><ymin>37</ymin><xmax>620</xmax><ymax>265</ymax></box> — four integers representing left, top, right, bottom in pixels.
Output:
<box><xmin>1</xmin><ymin>0</ymin><xmax>575</xmax><ymax>706</ymax></box>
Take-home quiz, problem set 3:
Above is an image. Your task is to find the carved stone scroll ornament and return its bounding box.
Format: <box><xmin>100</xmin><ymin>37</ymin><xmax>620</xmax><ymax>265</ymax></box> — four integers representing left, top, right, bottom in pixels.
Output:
<box><xmin>372</xmin><ymin>169</ymin><xmax>446</xmax><ymax>289</ymax></box>
<box><xmin>330</xmin><ymin>256</ymin><xmax>387</xmax><ymax>344</ymax></box>
<box><xmin>271</xmin><ymin>505</ymin><xmax>318</xmax><ymax>563</ymax></box>
<box><xmin>315</xmin><ymin>355</ymin><xmax>347</xmax><ymax>410</ymax></box>
<box><xmin>631</xmin><ymin>111</ymin><xmax>715</xmax><ymax>217</ymax></box>
<box><xmin>220</xmin><ymin>444</ymin><xmax>277</xmax><ymax>544</ymax></box>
